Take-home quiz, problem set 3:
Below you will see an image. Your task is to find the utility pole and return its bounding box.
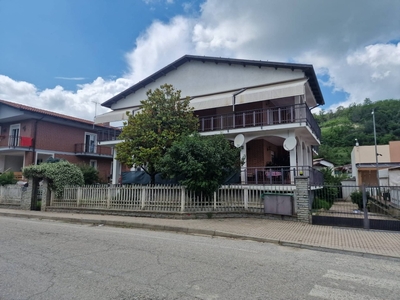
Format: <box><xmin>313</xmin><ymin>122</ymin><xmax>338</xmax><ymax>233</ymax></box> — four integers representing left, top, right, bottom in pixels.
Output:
<box><xmin>372</xmin><ymin>109</ymin><xmax>380</xmax><ymax>190</ymax></box>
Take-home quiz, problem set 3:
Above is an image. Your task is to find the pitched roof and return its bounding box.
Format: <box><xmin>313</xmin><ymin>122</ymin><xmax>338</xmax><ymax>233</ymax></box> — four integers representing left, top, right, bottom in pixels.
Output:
<box><xmin>0</xmin><ymin>99</ymin><xmax>112</xmax><ymax>129</ymax></box>
<box><xmin>101</xmin><ymin>54</ymin><xmax>325</xmax><ymax>108</ymax></box>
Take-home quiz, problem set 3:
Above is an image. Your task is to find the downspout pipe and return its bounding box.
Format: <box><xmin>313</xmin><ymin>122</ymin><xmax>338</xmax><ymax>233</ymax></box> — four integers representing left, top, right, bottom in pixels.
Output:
<box><xmin>232</xmin><ymin>88</ymin><xmax>247</xmax><ymax>112</ymax></box>
<box><xmin>31</xmin><ymin>116</ymin><xmax>45</xmax><ymax>164</ymax></box>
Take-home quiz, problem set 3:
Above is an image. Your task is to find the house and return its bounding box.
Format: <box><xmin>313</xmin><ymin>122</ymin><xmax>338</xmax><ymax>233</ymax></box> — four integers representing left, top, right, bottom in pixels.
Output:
<box><xmin>351</xmin><ymin>141</ymin><xmax>400</xmax><ymax>186</ymax></box>
<box><xmin>94</xmin><ymin>55</ymin><xmax>325</xmax><ymax>186</ymax></box>
<box><xmin>313</xmin><ymin>158</ymin><xmax>335</xmax><ymax>175</ymax></box>
<box><xmin>0</xmin><ymin>99</ymin><xmax>120</xmax><ymax>182</ymax></box>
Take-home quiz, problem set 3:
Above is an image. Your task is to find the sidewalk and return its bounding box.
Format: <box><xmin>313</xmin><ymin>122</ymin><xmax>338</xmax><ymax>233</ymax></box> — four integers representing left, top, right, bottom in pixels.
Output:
<box><xmin>1</xmin><ymin>208</ymin><xmax>400</xmax><ymax>260</ymax></box>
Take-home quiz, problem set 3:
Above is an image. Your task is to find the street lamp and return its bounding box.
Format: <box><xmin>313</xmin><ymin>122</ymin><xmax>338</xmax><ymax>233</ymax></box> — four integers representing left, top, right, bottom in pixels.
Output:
<box><xmin>372</xmin><ymin>109</ymin><xmax>380</xmax><ymax>187</ymax></box>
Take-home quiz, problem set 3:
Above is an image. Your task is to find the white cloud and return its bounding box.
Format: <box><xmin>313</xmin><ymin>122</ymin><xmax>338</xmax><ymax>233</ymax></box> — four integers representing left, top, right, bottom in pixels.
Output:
<box><xmin>1</xmin><ymin>0</ymin><xmax>400</xmax><ymax>121</ymax></box>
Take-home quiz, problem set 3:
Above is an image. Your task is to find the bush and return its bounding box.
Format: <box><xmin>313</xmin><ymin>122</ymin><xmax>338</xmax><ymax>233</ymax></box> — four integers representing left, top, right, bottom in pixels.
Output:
<box><xmin>350</xmin><ymin>191</ymin><xmax>366</xmax><ymax>210</ymax></box>
<box><xmin>78</xmin><ymin>164</ymin><xmax>99</xmax><ymax>185</ymax></box>
<box><xmin>312</xmin><ymin>198</ymin><xmax>333</xmax><ymax>210</ymax></box>
<box><xmin>0</xmin><ymin>171</ymin><xmax>17</xmax><ymax>186</ymax></box>
<box><xmin>23</xmin><ymin>161</ymin><xmax>84</xmax><ymax>198</ymax></box>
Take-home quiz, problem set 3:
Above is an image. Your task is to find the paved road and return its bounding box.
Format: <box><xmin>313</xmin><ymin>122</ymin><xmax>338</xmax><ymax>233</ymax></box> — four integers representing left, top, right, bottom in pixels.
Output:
<box><xmin>1</xmin><ymin>217</ymin><xmax>400</xmax><ymax>300</ymax></box>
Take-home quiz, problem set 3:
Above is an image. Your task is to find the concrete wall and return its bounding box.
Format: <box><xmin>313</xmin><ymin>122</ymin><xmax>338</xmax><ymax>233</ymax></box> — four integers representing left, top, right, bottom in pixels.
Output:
<box><xmin>389</xmin><ymin>141</ymin><xmax>400</xmax><ymax>163</ymax></box>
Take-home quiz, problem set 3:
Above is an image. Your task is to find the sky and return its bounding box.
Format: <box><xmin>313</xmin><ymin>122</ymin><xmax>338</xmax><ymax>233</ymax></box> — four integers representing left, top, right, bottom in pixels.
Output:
<box><xmin>0</xmin><ymin>0</ymin><xmax>399</xmax><ymax>121</ymax></box>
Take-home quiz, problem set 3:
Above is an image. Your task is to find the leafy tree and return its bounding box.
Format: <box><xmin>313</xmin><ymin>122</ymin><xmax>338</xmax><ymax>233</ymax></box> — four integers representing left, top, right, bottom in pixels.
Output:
<box><xmin>314</xmin><ymin>98</ymin><xmax>400</xmax><ymax>165</ymax></box>
<box><xmin>116</xmin><ymin>84</ymin><xmax>199</xmax><ymax>183</ymax></box>
<box><xmin>23</xmin><ymin>161</ymin><xmax>84</xmax><ymax>197</ymax></box>
<box><xmin>158</xmin><ymin>134</ymin><xmax>242</xmax><ymax>197</ymax></box>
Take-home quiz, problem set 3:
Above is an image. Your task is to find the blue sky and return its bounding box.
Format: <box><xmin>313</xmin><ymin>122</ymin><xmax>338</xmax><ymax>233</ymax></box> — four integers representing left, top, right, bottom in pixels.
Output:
<box><xmin>0</xmin><ymin>0</ymin><xmax>398</xmax><ymax>120</ymax></box>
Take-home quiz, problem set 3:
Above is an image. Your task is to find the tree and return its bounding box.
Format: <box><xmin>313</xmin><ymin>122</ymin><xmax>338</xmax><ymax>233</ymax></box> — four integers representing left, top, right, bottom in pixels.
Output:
<box><xmin>116</xmin><ymin>84</ymin><xmax>199</xmax><ymax>183</ymax></box>
<box><xmin>158</xmin><ymin>134</ymin><xmax>242</xmax><ymax>198</ymax></box>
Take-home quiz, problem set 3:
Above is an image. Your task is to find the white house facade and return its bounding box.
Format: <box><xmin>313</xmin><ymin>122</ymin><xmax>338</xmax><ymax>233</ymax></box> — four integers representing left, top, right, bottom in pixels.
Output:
<box><xmin>95</xmin><ymin>55</ymin><xmax>325</xmax><ymax>186</ymax></box>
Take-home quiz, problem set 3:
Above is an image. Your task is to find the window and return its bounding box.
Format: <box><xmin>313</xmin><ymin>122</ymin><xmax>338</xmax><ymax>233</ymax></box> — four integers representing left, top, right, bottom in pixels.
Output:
<box><xmin>84</xmin><ymin>133</ymin><xmax>97</xmax><ymax>153</ymax></box>
<box><xmin>9</xmin><ymin>124</ymin><xmax>20</xmax><ymax>147</ymax></box>
<box><xmin>90</xmin><ymin>160</ymin><xmax>97</xmax><ymax>169</ymax></box>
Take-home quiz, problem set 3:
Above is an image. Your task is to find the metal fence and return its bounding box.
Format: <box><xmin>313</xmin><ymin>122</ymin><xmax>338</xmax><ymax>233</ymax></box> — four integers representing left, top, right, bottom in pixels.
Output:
<box><xmin>311</xmin><ymin>184</ymin><xmax>400</xmax><ymax>231</ymax></box>
<box><xmin>51</xmin><ymin>184</ymin><xmax>295</xmax><ymax>214</ymax></box>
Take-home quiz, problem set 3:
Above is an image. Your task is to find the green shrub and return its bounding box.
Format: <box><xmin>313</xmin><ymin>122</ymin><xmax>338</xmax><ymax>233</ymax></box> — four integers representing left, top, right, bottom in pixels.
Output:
<box><xmin>312</xmin><ymin>198</ymin><xmax>333</xmax><ymax>210</ymax></box>
<box><xmin>350</xmin><ymin>191</ymin><xmax>367</xmax><ymax>210</ymax></box>
<box><xmin>0</xmin><ymin>171</ymin><xmax>17</xmax><ymax>186</ymax></box>
<box><xmin>78</xmin><ymin>164</ymin><xmax>99</xmax><ymax>185</ymax></box>
<box><xmin>23</xmin><ymin>161</ymin><xmax>84</xmax><ymax>198</ymax></box>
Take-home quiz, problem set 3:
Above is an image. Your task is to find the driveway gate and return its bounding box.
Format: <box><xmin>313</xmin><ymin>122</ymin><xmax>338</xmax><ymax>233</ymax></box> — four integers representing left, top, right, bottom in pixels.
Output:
<box><xmin>311</xmin><ymin>185</ymin><xmax>400</xmax><ymax>231</ymax></box>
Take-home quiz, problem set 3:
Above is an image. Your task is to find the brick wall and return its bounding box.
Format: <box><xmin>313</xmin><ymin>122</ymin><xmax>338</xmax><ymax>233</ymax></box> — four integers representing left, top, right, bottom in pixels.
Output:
<box><xmin>55</xmin><ymin>154</ymin><xmax>112</xmax><ymax>183</ymax></box>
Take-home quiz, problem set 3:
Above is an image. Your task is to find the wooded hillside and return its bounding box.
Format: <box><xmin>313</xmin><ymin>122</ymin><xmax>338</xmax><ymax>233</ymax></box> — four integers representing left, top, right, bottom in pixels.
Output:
<box><xmin>314</xmin><ymin>99</ymin><xmax>400</xmax><ymax>166</ymax></box>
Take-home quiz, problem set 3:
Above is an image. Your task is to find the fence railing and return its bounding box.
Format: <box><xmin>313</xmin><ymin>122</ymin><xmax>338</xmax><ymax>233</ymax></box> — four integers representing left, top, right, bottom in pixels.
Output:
<box><xmin>311</xmin><ymin>184</ymin><xmax>400</xmax><ymax>222</ymax></box>
<box><xmin>198</xmin><ymin>103</ymin><xmax>321</xmax><ymax>141</ymax></box>
<box><xmin>51</xmin><ymin>184</ymin><xmax>295</xmax><ymax>213</ymax></box>
<box><xmin>0</xmin><ymin>185</ymin><xmax>23</xmax><ymax>205</ymax></box>
<box><xmin>74</xmin><ymin>143</ymin><xmax>113</xmax><ymax>156</ymax></box>
<box><xmin>243</xmin><ymin>166</ymin><xmax>323</xmax><ymax>186</ymax></box>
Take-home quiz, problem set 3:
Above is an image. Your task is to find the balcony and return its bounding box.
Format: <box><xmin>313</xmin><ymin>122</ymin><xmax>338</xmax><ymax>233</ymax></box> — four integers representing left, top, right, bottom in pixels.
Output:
<box><xmin>0</xmin><ymin>135</ymin><xmax>33</xmax><ymax>148</ymax></box>
<box><xmin>198</xmin><ymin>103</ymin><xmax>321</xmax><ymax>141</ymax></box>
<box><xmin>244</xmin><ymin>166</ymin><xmax>323</xmax><ymax>186</ymax></box>
<box><xmin>74</xmin><ymin>143</ymin><xmax>113</xmax><ymax>157</ymax></box>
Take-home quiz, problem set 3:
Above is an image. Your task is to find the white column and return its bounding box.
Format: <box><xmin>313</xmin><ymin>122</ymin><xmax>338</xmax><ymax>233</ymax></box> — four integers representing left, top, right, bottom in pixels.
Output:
<box><xmin>112</xmin><ymin>147</ymin><xmax>121</xmax><ymax>184</ymax></box>
<box><xmin>240</xmin><ymin>141</ymin><xmax>247</xmax><ymax>184</ymax></box>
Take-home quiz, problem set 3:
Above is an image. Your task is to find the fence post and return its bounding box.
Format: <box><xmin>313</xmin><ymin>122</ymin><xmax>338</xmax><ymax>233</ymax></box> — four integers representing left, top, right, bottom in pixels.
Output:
<box><xmin>50</xmin><ymin>190</ymin><xmax>54</xmax><ymax>206</ymax></box>
<box><xmin>107</xmin><ymin>187</ymin><xmax>111</xmax><ymax>209</ymax></box>
<box><xmin>141</xmin><ymin>186</ymin><xmax>146</xmax><ymax>210</ymax></box>
<box><xmin>295</xmin><ymin>176</ymin><xmax>311</xmax><ymax>223</ymax></box>
<box><xmin>213</xmin><ymin>191</ymin><xmax>217</xmax><ymax>210</ymax></box>
<box><xmin>77</xmin><ymin>187</ymin><xmax>82</xmax><ymax>207</ymax></box>
<box><xmin>20</xmin><ymin>178</ymin><xmax>34</xmax><ymax>210</ymax></box>
<box><xmin>181</xmin><ymin>187</ymin><xmax>185</xmax><ymax>212</ymax></box>
<box><xmin>40</xmin><ymin>179</ymin><xmax>49</xmax><ymax>212</ymax></box>
<box><xmin>362</xmin><ymin>184</ymin><xmax>370</xmax><ymax>229</ymax></box>
<box><xmin>244</xmin><ymin>187</ymin><xmax>249</xmax><ymax>210</ymax></box>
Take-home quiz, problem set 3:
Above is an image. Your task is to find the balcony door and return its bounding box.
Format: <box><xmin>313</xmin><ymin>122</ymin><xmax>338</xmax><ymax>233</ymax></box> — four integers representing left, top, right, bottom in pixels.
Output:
<box><xmin>9</xmin><ymin>124</ymin><xmax>20</xmax><ymax>147</ymax></box>
<box><xmin>84</xmin><ymin>133</ymin><xmax>97</xmax><ymax>153</ymax></box>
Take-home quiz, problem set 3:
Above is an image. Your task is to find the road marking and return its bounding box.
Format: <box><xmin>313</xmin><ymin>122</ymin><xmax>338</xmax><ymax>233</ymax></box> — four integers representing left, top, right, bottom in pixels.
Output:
<box><xmin>309</xmin><ymin>285</ymin><xmax>382</xmax><ymax>300</ymax></box>
<box><xmin>324</xmin><ymin>270</ymin><xmax>400</xmax><ymax>290</ymax></box>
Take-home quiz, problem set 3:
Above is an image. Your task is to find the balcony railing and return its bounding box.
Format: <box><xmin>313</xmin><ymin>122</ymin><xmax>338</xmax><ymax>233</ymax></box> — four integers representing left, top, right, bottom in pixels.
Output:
<box><xmin>199</xmin><ymin>103</ymin><xmax>321</xmax><ymax>140</ymax></box>
<box><xmin>0</xmin><ymin>135</ymin><xmax>33</xmax><ymax>148</ymax></box>
<box><xmin>74</xmin><ymin>143</ymin><xmax>113</xmax><ymax>156</ymax></box>
<box><xmin>244</xmin><ymin>166</ymin><xmax>323</xmax><ymax>186</ymax></box>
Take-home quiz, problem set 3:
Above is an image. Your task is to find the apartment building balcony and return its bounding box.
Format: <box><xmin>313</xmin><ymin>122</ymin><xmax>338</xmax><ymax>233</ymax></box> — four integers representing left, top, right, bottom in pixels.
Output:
<box><xmin>74</xmin><ymin>143</ymin><xmax>113</xmax><ymax>158</ymax></box>
<box><xmin>0</xmin><ymin>135</ymin><xmax>33</xmax><ymax>149</ymax></box>
<box><xmin>198</xmin><ymin>103</ymin><xmax>321</xmax><ymax>142</ymax></box>
<box><xmin>244</xmin><ymin>165</ymin><xmax>323</xmax><ymax>187</ymax></box>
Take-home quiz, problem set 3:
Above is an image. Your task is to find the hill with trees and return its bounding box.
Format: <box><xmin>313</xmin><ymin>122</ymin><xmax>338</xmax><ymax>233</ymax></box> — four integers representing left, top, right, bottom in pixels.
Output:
<box><xmin>314</xmin><ymin>98</ymin><xmax>400</xmax><ymax>166</ymax></box>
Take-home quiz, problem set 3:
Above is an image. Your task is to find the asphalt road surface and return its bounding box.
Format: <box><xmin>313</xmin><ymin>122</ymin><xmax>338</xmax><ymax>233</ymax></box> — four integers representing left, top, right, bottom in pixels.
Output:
<box><xmin>1</xmin><ymin>216</ymin><xmax>400</xmax><ymax>300</ymax></box>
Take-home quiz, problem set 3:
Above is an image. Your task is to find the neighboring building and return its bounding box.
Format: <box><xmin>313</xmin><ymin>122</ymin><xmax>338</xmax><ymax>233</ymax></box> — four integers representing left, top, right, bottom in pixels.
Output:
<box><xmin>94</xmin><ymin>55</ymin><xmax>325</xmax><ymax>186</ymax></box>
<box><xmin>0</xmin><ymin>99</ymin><xmax>120</xmax><ymax>182</ymax></box>
<box><xmin>351</xmin><ymin>141</ymin><xmax>400</xmax><ymax>186</ymax></box>
<box><xmin>313</xmin><ymin>158</ymin><xmax>335</xmax><ymax>174</ymax></box>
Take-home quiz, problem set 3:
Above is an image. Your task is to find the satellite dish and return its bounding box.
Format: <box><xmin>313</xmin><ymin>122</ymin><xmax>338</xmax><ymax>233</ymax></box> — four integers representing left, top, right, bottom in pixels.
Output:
<box><xmin>283</xmin><ymin>137</ymin><xmax>297</xmax><ymax>151</ymax></box>
<box><xmin>234</xmin><ymin>134</ymin><xmax>245</xmax><ymax>148</ymax></box>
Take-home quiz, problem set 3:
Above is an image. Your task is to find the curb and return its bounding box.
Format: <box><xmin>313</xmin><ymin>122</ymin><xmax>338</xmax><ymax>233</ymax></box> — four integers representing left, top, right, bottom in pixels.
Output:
<box><xmin>1</xmin><ymin>211</ymin><xmax>400</xmax><ymax>262</ymax></box>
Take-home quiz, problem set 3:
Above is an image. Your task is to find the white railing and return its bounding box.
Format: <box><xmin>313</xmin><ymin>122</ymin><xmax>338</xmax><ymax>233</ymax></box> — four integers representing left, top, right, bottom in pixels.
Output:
<box><xmin>51</xmin><ymin>184</ymin><xmax>294</xmax><ymax>213</ymax></box>
<box><xmin>0</xmin><ymin>185</ymin><xmax>23</xmax><ymax>205</ymax></box>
